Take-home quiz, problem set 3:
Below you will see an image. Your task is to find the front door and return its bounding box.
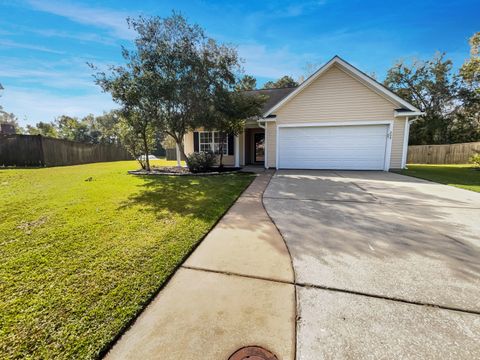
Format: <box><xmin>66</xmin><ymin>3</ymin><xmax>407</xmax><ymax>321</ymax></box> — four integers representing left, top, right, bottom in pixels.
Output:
<box><xmin>254</xmin><ymin>133</ymin><xmax>265</xmax><ymax>163</ymax></box>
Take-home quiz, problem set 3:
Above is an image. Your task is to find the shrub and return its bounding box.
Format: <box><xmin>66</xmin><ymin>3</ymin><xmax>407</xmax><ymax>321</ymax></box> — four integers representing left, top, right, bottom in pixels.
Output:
<box><xmin>186</xmin><ymin>151</ymin><xmax>216</xmax><ymax>173</ymax></box>
<box><xmin>469</xmin><ymin>152</ymin><xmax>480</xmax><ymax>168</ymax></box>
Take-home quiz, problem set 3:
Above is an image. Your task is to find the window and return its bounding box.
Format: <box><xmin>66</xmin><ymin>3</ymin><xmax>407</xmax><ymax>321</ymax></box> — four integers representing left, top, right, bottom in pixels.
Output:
<box><xmin>199</xmin><ymin>132</ymin><xmax>212</xmax><ymax>152</ymax></box>
<box><xmin>199</xmin><ymin>131</ymin><xmax>228</xmax><ymax>155</ymax></box>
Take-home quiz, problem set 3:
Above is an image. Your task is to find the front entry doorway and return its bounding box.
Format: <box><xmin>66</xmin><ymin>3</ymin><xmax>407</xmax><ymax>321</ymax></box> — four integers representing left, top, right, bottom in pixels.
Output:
<box><xmin>244</xmin><ymin>128</ymin><xmax>265</xmax><ymax>165</ymax></box>
<box><xmin>254</xmin><ymin>133</ymin><xmax>265</xmax><ymax>163</ymax></box>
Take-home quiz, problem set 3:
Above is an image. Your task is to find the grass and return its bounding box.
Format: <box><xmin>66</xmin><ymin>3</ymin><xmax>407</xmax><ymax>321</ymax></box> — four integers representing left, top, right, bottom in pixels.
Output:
<box><xmin>401</xmin><ymin>164</ymin><xmax>480</xmax><ymax>193</ymax></box>
<box><xmin>0</xmin><ymin>160</ymin><xmax>253</xmax><ymax>359</ymax></box>
<box><xmin>149</xmin><ymin>158</ymin><xmax>186</xmax><ymax>167</ymax></box>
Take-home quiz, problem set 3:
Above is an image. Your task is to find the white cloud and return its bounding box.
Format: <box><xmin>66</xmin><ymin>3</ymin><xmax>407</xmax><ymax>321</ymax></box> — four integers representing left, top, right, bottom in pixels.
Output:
<box><xmin>26</xmin><ymin>0</ymin><xmax>135</xmax><ymax>40</ymax></box>
<box><xmin>0</xmin><ymin>56</ymin><xmax>107</xmax><ymax>90</ymax></box>
<box><xmin>238</xmin><ymin>43</ymin><xmax>320</xmax><ymax>80</ymax></box>
<box><xmin>273</xmin><ymin>0</ymin><xmax>327</xmax><ymax>18</ymax></box>
<box><xmin>244</xmin><ymin>0</ymin><xmax>327</xmax><ymax>35</ymax></box>
<box><xmin>30</xmin><ymin>28</ymin><xmax>117</xmax><ymax>46</ymax></box>
<box><xmin>1</xmin><ymin>86</ymin><xmax>117</xmax><ymax>125</ymax></box>
<box><xmin>0</xmin><ymin>39</ymin><xmax>65</xmax><ymax>54</ymax></box>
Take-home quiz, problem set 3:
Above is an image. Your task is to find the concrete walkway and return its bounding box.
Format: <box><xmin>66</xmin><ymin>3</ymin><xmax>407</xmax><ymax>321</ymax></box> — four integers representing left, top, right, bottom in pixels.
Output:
<box><xmin>105</xmin><ymin>171</ymin><xmax>296</xmax><ymax>360</ymax></box>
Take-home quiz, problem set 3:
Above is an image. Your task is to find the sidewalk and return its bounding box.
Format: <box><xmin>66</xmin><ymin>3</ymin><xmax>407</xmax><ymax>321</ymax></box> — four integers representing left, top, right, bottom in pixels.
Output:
<box><xmin>105</xmin><ymin>170</ymin><xmax>295</xmax><ymax>360</ymax></box>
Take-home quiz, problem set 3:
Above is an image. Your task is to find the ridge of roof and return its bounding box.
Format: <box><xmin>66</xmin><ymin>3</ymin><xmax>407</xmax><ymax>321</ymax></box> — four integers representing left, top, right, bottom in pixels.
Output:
<box><xmin>241</xmin><ymin>86</ymin><xmax>299</xmax><ymax>93</ymax></box>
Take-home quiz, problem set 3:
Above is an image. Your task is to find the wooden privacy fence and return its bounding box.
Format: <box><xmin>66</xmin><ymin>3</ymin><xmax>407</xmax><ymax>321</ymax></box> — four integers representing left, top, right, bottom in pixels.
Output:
<box><xmin>407</xmin><ymin>142</ymin><xmax>480</xmax><ymax>164</ymax></box>
<box><xmin>0</xmin><ymin>134</ymin><xmax>132</xmax><ymax>167</ymax></box>
<box><xmin>165</xmin><ymin>148</ymin><xmax>186</xmax><ymax>161</ymax></box>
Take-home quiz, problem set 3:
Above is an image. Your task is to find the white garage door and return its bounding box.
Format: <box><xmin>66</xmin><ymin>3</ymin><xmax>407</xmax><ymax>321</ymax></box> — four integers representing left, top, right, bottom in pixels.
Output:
<box><xmin>278</xmin><ymin>124</ymin><xmax>389</xmax><ymax>170</ymax></box>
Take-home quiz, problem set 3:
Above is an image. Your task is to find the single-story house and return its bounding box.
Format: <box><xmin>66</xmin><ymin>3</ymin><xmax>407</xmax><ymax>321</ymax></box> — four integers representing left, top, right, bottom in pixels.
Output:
<box><xmin>184</xmin><ymin>56</ymin><xmax>423</xmax><ymax>170</ymax></box>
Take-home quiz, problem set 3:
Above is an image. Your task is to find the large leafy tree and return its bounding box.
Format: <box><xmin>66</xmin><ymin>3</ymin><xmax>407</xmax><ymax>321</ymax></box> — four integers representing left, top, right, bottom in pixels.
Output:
<box><xmin>263</xmin><ymin>75</ymin><xmax>298</xmax><ymax>89</ymax></box>
<box><xmin>117</xmin><ymin>110</ymin><xmax>156</xmax><ymax>170</ymax></box>
<box><xmin>94</xmin><ymin>111</ymin><xmax>122</xmax><ymax>144</ymax></box>
<box><xmin>26</xmin><ymin>122</ymin><xmax>58</xmax><ymax>137</ymax></box>
<box><xmin>24</xmin><ymin>112</ymin><xmax>124</xmax><ymax>144</ymax></box>
<box><xmin>129</xmin><ymin>14</ymin><xmax>245</xmax><ymax>166</ymax></box>
<box><xmin>385</xmin><ymin>31</ymin><xmax>480</xmax><ymax>146</ymax></box>
<box><xmin>460</xmin><ymin>32</ymin><xmax>480</xmax><ymax>89</ymax></box>
<box><xmin>93</xmin><ymin>13</ymin><xmax>246</xmax><ymax>167</ymax></box>
<box><xmin>0</xmin><ymin>83</ymin><xmax>23</xmax><ymax>134</ymax></box>
<box><xmin>384</xmin><ymin>53</ymin><xmax>461</xmax><ymax>144</ymax></box>
<box><xmin>206</xmin><ymin>90</ymin><xmax>265</xmax><ymax>167</ymax></box>
<box><xmin>0</xmin><ymin>109</ymin><xmax>22</xmax><ymax>133</ymax></box>
<box><xmin>91</xmin><ymin>23</ymin><xmax>164</xmax><ymax>170</ymax></box>
<box><xmin>55</xmin><ymin>115</ymin><xmax>92</xmax><ymax>143</ymax></box>
<box><xmin>457</xmin><ymin>32</ymin><xmax>480</xmax><ymax>143</ymax></box>
<box><xmin>235</xmin><ymin>75</ymin><xmax>257</xmax><ymax>91</ymax></box>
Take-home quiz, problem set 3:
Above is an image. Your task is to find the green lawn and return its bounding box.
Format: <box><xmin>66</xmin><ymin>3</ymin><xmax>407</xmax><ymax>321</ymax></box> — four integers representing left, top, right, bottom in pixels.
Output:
<box><xmin>0</xmin><ymin>160</ymin><xmax>253</xmax><ymax>359</ymax></box>
<box><xmin>401</xmin><ymin>164</ymin><xmax>480</xmax><ymax>193</ymax></box>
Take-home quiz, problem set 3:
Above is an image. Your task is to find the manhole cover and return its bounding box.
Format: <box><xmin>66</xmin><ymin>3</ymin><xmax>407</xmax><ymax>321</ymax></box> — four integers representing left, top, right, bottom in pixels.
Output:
<box><xmin>228</xmin><ymin>346</ymin><xmax>278</xmax><ymax>360</ymax></box>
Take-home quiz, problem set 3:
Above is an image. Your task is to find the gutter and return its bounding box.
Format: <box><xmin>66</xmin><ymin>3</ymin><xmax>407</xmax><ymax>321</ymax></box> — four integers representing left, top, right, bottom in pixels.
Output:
<box><xmin>394</xmin><ymin>110</ymin><xmax>425</xmax><ymax>117</ymax></box>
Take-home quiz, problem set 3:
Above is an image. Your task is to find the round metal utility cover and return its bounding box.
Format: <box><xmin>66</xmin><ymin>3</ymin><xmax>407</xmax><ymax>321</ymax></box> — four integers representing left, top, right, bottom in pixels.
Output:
<box><xmin>228</xmin><ymin>346</ymin><xmax>278</xmax><ymax>360</ymax></box>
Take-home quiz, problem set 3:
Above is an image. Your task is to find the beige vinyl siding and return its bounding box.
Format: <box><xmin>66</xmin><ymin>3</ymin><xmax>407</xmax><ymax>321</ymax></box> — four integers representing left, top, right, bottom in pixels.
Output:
<box><xmin>274</xmin><ymin>65</ymin><xmax>396</xmax><ymax>123</ymax></box>
<box><xmin>390</xmin><ymin>118</ymin><xmax>406</xmax><ymax>169</ymax></box>
<box><xmin>266</xmin><ymin>122</ymin><xmax>276</xmax><ymax>168</ymax></box>
<box><xmin>267</xmin><ymin>64</ymin><xmax>407</xmax><ymax>169</ymax></box>
<box><xmin>184</xmin><ymin>132</ymin><xmax>194</xmax><ymax>154</ymax></box>
<box><xmin>183</xmin><ymin>130</ymin><xmax>235</xmax><ymax>166</ymax></box>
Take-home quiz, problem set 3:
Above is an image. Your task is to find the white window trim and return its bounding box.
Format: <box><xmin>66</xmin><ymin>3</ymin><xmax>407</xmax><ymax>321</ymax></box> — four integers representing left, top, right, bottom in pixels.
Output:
<box><xmin>275</xmin><ymin>120</ymin><xmax>393</xmax><ymax>171</ymax></box>
<box><xmin>199</xmin><ymin>131</ymin><xmax>228</xmax><ymax>155</ymax></box>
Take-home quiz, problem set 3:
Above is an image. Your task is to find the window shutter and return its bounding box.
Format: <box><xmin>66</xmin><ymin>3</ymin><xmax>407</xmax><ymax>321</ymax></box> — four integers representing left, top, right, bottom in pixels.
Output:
<box><xmin>193</xmin><ymin>132</ymin><xmax>199</xmax><ymax>152</ymax></box>
<box><xmin>228</xmin><ymin>134</ymin><xmax>234</xmax><ymax>155</ymax></box>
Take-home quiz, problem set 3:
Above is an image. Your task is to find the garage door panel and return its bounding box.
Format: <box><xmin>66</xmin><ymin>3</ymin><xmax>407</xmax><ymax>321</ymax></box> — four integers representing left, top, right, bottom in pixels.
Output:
<box><xmin>278</xmin><ymin>124</ymin><xmax>388</xmax><ymax>170</ymax></box>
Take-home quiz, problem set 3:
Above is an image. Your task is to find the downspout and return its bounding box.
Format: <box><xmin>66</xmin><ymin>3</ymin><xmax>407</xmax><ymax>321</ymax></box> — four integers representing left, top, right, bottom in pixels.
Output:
<box><xmin>401</xmin><ymin>116</ymin><xmax>420</xmax><ymax>169</ymax></box>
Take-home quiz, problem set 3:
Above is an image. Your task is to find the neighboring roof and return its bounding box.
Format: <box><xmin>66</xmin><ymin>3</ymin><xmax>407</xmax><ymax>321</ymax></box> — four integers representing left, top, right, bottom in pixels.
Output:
<box><xmin>243</xmin><ymin>87</ymin><xmax>297</xmax><ymax>114</ymax></box>
<box><xmin>263</xmin><ymin>55</ymin><xmax>423</xmax><ymax>117</ymax></box>
<box><xmin>0</xmin><ymin>123</ymin><xmax>16</xmax><ymax>135</ymax></box>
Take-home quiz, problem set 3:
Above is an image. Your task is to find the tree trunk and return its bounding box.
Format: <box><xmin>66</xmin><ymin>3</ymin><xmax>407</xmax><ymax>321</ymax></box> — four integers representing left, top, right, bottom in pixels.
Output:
<box><xmin>218</xmin><ymin>132</ymin><xmax>225</xmax><ymax>168</ymax></box>
<box><xmin>175</xmin><ymin>142</ymin><xmax>182</xmax><ymax>167</ymax></box>
<box><xmin>175</xmin><ymin>140</ymin><xmax>187</xmax><ymax>167</ymax></box>
<box><xmin>142</xmin><ymin>130</ymin><xmax>150</xmax><ymax>171</ymax></box>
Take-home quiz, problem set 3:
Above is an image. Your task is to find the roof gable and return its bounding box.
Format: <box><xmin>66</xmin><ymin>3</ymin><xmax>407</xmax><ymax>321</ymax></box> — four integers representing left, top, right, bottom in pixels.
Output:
<box><xmin>263</xmin><ymin>56</ymin><xmax>422</xmax><ymax>117</ymax></box>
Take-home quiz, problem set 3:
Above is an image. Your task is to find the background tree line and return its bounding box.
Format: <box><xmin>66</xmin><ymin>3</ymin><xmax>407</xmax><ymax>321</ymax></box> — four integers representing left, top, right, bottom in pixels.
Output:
<box><xmin>1</xmin><ymin>19</ymin><xmax>478</xmax><ymax>157</ymax></box>
<box><xmin>23</xmin><ymin>112</ymin><xmax>121</xmax><ymax>144</ymax></box>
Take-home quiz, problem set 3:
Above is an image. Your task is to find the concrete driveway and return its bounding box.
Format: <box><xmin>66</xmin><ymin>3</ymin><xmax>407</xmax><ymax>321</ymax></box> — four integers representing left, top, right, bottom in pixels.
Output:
<box><xmin>263</xmin><ymin>170</ymin><xmax>480</xmax><ymax>359</ymax></box>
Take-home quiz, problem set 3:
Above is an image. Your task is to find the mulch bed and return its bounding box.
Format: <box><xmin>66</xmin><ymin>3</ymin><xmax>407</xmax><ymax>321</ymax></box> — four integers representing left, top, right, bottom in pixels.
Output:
<box><xmin>128</xmin><ymin>166</ymin><xmax>243</xmax><ymax>176</ymax></box>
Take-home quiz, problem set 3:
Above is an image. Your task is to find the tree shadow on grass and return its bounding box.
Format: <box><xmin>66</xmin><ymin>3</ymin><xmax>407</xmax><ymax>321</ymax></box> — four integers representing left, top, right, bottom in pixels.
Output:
<box><xmin>118</xmin><ymin>174</ymin><xmax>253</xmax><ymax>222</ymax></box>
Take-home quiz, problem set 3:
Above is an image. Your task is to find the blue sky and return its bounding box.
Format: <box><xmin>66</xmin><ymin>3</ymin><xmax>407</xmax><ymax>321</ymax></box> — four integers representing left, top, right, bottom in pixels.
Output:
<box><xmin>0</xmin><ymin>0</ymin><xmax>478</xmax><ymax>126</ymax></box>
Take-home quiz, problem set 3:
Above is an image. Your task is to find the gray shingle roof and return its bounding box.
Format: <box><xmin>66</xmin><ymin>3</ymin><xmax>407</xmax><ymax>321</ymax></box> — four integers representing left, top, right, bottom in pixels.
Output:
<box><xmin>243</xmin><ymin>87</ymin><xmax>298</xmax><ymax>114</ymax></box>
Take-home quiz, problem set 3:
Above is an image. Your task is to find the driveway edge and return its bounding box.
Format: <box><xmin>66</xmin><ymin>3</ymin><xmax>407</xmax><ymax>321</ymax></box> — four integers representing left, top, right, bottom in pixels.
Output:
<box><xmin>261</xmin><ymin>170</ymin><xmax>298</xmax><ymax>360</ymax></box>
